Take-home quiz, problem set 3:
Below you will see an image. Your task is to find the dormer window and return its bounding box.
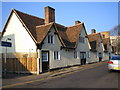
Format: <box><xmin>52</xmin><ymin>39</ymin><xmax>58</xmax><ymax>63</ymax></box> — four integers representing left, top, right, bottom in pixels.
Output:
<box><xmin>79</xmin><ymin>37</ymin><xmax>85</xmax><ymax>43</ymax></box>
<box><xmin>48</xmin><ymin>35</ymin><xmax>54</xmax><ymax>44</ymax></box>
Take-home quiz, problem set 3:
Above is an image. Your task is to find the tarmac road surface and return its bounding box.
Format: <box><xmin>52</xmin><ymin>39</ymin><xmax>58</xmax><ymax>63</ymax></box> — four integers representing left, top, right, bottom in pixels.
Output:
<box><xmin>2</xmin><ymin>61</ymin><xmax>119</xmax><ymax>89</ymax></box>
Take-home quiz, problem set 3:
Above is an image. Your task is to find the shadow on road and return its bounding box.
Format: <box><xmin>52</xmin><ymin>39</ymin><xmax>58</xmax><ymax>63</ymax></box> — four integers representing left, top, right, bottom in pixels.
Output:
<box><xmin>2</xmin><ymin>72</ymin><xmax>33</xmax><ymax>79</ymax></box>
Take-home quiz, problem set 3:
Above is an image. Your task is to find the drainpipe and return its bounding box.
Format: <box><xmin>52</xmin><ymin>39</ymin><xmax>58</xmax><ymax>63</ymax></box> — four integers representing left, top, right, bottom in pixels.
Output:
<box><xmin>37</xmin><ymin>49</ymin><xmax>42</xmax><ymax>75</ymax></box>
<box><xmin>37</xmin><ymin>49</ymin><xmax>40</xmax><ymax>75</ymax></box>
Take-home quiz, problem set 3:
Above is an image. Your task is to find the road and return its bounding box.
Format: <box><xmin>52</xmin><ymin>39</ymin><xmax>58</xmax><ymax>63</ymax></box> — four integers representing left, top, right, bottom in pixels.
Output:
<box><xmin>2</xmin><ymin>61</ymin><xmax>120</xmax><ymax>89</ymax></box>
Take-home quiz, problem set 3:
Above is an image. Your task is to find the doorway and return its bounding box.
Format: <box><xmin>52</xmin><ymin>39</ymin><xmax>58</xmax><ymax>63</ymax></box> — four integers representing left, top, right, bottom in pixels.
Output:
<box><xmin>98</xmin><ymin>52</ymin><xmax>102</xmax><ymax>62</ymax></box>
<box><xmin>42</xmin><ymin>51</ymin><xmax>49</xmax><ymax>72</ymax></box>
<box><xmin>80</xmin><ymin>52</ymin><xmax>86</xmax><ymax>65</ymax></box>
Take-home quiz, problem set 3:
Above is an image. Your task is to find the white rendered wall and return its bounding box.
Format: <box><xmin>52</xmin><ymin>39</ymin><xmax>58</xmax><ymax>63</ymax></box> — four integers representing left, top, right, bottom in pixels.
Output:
<box><xmin>89</xmin><ymin>36</ymin><xmax>104</xmax><ymax>63</ymax></box>
<box><xmin>76</xmin><ymin>27</ymin><xmax>91</xmax><ymax>63</ymax></box>
<box><xmin>42</xmin><ymin>27</ymin><xmax>80</xmax><ymax>69</ymax></box>
<box><xmin>1</xmin><ymin>12</ymin><xmax>37</xmax><ymax>53</ymax></box>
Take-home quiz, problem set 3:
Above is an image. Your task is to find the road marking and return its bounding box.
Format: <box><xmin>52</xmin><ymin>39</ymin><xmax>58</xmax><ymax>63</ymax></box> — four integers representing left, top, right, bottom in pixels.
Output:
<box><xmin>2</xmin><ymin>62</ymin><xmax>105</xmax><ymax>88</ymax></box>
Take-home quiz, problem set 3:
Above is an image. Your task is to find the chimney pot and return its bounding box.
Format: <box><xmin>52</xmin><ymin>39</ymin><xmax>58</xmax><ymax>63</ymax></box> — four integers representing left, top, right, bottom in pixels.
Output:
<box><xmin>91</xmin><ymin>29</ymin><xmax>96</xmax><ymax>34</ymax></box>
<box><xmin>75</xmin><ymin>21</ymin><xmax>81</xmax><ymax>25</ymax></box>
<box><xmin>45</xmin><ymin>6</ymin><xmax>55</xmax><ymax>24</ymax></box>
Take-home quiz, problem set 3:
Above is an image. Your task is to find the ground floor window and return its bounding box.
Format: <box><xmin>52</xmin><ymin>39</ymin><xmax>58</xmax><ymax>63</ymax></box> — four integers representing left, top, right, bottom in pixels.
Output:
<box><xmin>54</xmin><ymin>51</ymin><xmax>60</xmax><ymax>60</ymax></box>
<box><xmin>87</xmin><ymin>51</ymin><xmax>90</xmax><ymax>58</ymax></box>
<box><xmin>96</xmin><ymin>53</ymin><xmax>98</xmax><ymax>58</ymax></box>
<box><xmin>74</xmin><ymin>51</ymin><xmax>77</xmax><ymax>59</ymax></box>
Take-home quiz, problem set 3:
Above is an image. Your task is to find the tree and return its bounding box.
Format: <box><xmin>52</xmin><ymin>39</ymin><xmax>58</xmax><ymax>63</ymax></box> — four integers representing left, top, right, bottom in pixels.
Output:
<box><xmin>110</xmin><ymin>25</ymin><xmax>120</xmax><ymax>54</ymax></box>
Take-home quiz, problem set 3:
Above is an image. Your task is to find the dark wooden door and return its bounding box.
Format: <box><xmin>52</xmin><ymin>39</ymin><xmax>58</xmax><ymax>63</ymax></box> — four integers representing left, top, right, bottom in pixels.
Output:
<box><xmin>80</xmin><ymin>52</ymin><xmax>86</xmax><ymax>65</ymax></box>
<box><xmin>98</xmin><ymin>52</ymin><xmax>102</xmax><ymax>62</ymax></box>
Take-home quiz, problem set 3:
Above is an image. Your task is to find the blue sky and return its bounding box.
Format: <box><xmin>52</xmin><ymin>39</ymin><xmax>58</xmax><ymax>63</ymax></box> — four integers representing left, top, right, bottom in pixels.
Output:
<box><xmin>1</xmin><ymin>2</ymin><xmax>118</xmax><ymax>34</ymax></box>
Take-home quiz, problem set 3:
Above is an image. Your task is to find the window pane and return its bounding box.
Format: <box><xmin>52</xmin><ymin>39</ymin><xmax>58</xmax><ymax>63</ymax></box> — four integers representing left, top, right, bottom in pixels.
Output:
<box><xmin>74</xmin><ymin>51</ymin><xmax>77</xmax><ymax>58</ymax></box>
<box><xmin>54</xmin><ymin>51</ymin><xmax>60</xmax><ymax>60</ymax></box>
<box><xmin>51</xmin><ymin>35</ymin><xmax>53</xmax><ymax>44</ymax></box>
<box><xmin>48</xmin><ymin>35</ymin><xmax>50</xmax><ymax>43</ymax></box>
<box><xmin>48</xmin><ymin>35</ymin><xmax>54</xmax><ymax>44</ymax></box>
<box><xmin>79</xmin><ymin>37</ymin><xmax>85</xmax><ymax>43</ymax></box>
<box><xmin>57</xmin><ymin>52</ymin><xmax>58</xmax><ymax>59</ymax></box>
<box><xmin>42</xmin><ymin>52</ymin><xmax>48</xmax><ymax>62</ymax></box>
<box><xmin>54</xmin><ymin>51</ymin><xmax>56</xmax><ymax>60</ymax></box>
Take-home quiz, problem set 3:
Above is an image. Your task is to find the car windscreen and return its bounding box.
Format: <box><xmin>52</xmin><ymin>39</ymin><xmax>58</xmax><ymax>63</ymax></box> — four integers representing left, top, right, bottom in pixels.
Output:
<box><xmin>111</xmin><ymin>56</ymin><xmax>120</xmax><ymax>60</ymax></box>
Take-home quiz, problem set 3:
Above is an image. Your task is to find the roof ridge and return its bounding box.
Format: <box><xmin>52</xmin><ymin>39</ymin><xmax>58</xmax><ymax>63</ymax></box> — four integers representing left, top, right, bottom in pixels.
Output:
<box><xmin>13</xmin><ymin>8</ymin><xmax>44</xmax><ymax>20</ymax></box>
<box><xmin>67</xmin><ymin>23</ymin><xmax>83</xmax><ymax>28</ymax></box>
<box><xmin>88</xmin><ymin>32</ymin><xmax>100</xmax><ymax>35</ymax></box>
<box><xmin>102</xmin><ymin>37</ymin><xmax>110</xmax><ymax>40</ymax></box>
<box><xmin>55</xmin><ymin>23</ymin><xmax>66</xmax><ymax>28</ymax></box>
<box><xmin>36</xmin><ymin>22</ymin><xmax>54</xmax><ymax>28</ymax></box>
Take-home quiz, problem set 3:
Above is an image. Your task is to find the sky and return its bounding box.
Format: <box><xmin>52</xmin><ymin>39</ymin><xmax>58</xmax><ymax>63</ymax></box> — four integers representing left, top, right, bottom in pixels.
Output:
<box><xmin>1</xmin><ymin>2</ymin><xmax>118</xmax><ymax>34</ymax></box>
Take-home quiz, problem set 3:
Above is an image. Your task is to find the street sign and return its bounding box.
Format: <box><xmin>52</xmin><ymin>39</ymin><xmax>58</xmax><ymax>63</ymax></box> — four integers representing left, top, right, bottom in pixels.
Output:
<box><xmin>1</xmin><ymin>41</ymin><xmax>12</xmax><ymax>47</ymax></box>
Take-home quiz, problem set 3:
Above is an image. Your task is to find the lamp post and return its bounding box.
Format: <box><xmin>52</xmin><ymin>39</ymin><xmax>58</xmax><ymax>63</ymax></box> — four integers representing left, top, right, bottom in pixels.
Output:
<box><xmin>4</xmin><ymin>38</ymin><xmax>11</xmax><ymax>78</ymax></box>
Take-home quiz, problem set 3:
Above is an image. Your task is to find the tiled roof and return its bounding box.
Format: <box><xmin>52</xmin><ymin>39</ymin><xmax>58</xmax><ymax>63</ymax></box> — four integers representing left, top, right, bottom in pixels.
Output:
<box><xmin>55</xmin><ymin>23</ymin><xmax>71</xmax><ymax>48</ymax></box>
<box><xmin>2</xmin><ymin>9</ymin><xmax>87</xmax><ymax>49</ymax></box>
<box><xmin>15</xmin><ymin>9</ymin><xmax>85</xmax><ymax>48</ymax></box>
<box><xmin>55</xmin><ymin>23</ymin><xmax>83</xmax><ymax>48</ymax></box>
<box><xmin>36</xmin><ymin>22</ymin><xmax>53</xmax><ymax>43</ymax></box>
<box><xmin>102</xmin><ymin>38</ymin><xmax>110</xmax><ymax>51</ymax></box>
<box><xmin>87</xmin><ymin>33</ymin><xmax>101</xmax><ymax>51</ymax></box>
<box><xmin>66</xmin><ymin>24</ymin><xmax>82</xmax><ymax>43</ymax></box>
<box><xmin>14</xmin><ymin>9</ymin><xmax>45</xmax><ymax>40</ymax></box>
<box><xmin>89</xmin><ymin>41</ymin><xmax>97</xmax><ymax>51</ymax></box>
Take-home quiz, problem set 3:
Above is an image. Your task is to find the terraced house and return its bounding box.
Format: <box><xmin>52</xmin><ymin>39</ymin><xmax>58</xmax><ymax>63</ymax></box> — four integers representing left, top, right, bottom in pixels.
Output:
<box><xmin>88</xmin><ymin>29</ymin><xmax>105</xmax><ymax>63</ymax></box>
<box><xmin>101</xmin><ymin>31</ymin><xmax>112</xmax><ymax>61</ymax></box>
<box><xmin>0</xmin><ymin>6</ymin><xmax>111</xmax><ymax>75</ymax></box>
<box><xmin>87</xmin><ymin>30</ymin><xmax>112</xmax><ymax>63</ymax></box>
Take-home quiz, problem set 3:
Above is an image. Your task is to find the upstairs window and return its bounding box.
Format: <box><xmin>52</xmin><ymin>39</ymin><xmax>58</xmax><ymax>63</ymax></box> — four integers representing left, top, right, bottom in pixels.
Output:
<box><xmin>54</xmin><ymin>51</ymin><xmax>60</xmax><ymax>60</ymax></box>
<box><xmin>79</xmin><ymin>37</ymin><xmax>85</xmax><ymax>43</ymax></box>
<box><xmin>48</xmin><ymin>35</ymin><xmax>54</xmax><ymax>44</ymax></box>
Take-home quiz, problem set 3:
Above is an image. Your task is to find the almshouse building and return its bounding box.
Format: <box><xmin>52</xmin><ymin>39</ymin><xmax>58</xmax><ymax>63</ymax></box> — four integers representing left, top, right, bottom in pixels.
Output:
<box><xmin>0</xmin><ymin>6</ymin><xmax>112</xmax><ymax>74</ymax></box>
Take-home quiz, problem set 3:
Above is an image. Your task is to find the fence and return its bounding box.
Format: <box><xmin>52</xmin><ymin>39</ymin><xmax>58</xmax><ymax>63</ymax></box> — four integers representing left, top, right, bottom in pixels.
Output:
<box><xmin>2</xmin><ymin>53</ymin><xmax>38</xmax><ymax>74</ymax></box>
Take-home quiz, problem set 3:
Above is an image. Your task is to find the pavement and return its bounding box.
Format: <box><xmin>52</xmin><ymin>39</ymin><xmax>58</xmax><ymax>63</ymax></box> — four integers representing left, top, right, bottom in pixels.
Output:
<box><xmin>2</xmin><ymin>61</ymin><xmax>107</xmax><ymax>89</ymax></box>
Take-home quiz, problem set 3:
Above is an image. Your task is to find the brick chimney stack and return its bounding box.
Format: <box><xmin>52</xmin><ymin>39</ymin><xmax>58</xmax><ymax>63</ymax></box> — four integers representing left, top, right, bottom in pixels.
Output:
<box><xmin>91</xmin><ymin>29</ymin><xmax>96</xmax><ymax>34</ymax></box>
<box><xmin>45</xmin><ymin>6</ymin><xmax>55</xmax><ymax>24</ymax></box>
<box><xmin>75</xmin><ymin>21</ymin><xmax>81</xmax><ymax>25</ymax></box>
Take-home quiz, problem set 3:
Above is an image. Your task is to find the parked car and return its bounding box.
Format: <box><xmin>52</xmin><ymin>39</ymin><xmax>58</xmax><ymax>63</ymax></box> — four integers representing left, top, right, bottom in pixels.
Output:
<box><xmin>108</xmin><ymin>55</ymin><xmax>120</xmax><ymax>71</ymax></box>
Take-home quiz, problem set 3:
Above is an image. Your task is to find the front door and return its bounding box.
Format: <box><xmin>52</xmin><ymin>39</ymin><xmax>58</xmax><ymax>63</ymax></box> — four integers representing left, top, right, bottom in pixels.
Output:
<box><xmin>80</xmin><ymin>52</ymin><xmax>86</xmax><ymax>65</ymax></box>
<box><xmin>42</xmin><ymin>51</ymin><xmax>49</xmax><ymax>72</ymax></box>
<box><xmin>98</xmin><ymin>52</ymin><xmax>102</xmax><ymax>62</ymax></box>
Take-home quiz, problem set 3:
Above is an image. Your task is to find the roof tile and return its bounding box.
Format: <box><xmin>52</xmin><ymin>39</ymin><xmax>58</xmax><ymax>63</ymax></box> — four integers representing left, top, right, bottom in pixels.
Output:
<box><xmin>14</xmin><ymin>9</ymin><xmax>85</xmax><ymax>49</ymax></box>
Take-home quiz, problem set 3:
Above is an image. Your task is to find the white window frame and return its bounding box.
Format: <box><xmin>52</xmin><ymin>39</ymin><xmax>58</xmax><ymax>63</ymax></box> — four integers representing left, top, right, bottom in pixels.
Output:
<box><xmin>48</xmin><ymin>35</ymin><xmax>54</xmax><ymax>44</ymax></box>
<box><xmin>74</xmin><ymin>51</ymin><xmax>79</xmax><ymax>59</ymax></box>
<box><xmin>54</xmin><ymin>51</ymin><xmax>60</xmax><ymax>60</ymax></box>
<box><xmin>79</xmin><ymin>37</ymin><xmax>85</xmax><ymax>43</ymax></box>
<box><xmin>42</xmin><ymin>52</ymin><xmax>48</xmax><ymax>62</ymax></box>
<box><xmin>74</xmin><ymin>51</ymin><xmax>77</xmax><ymax>59</ymax></box>
<box><xmin>87</xmin><ymin>51</ymin><xmax>90</xmax><ymax>58</ymax></box>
